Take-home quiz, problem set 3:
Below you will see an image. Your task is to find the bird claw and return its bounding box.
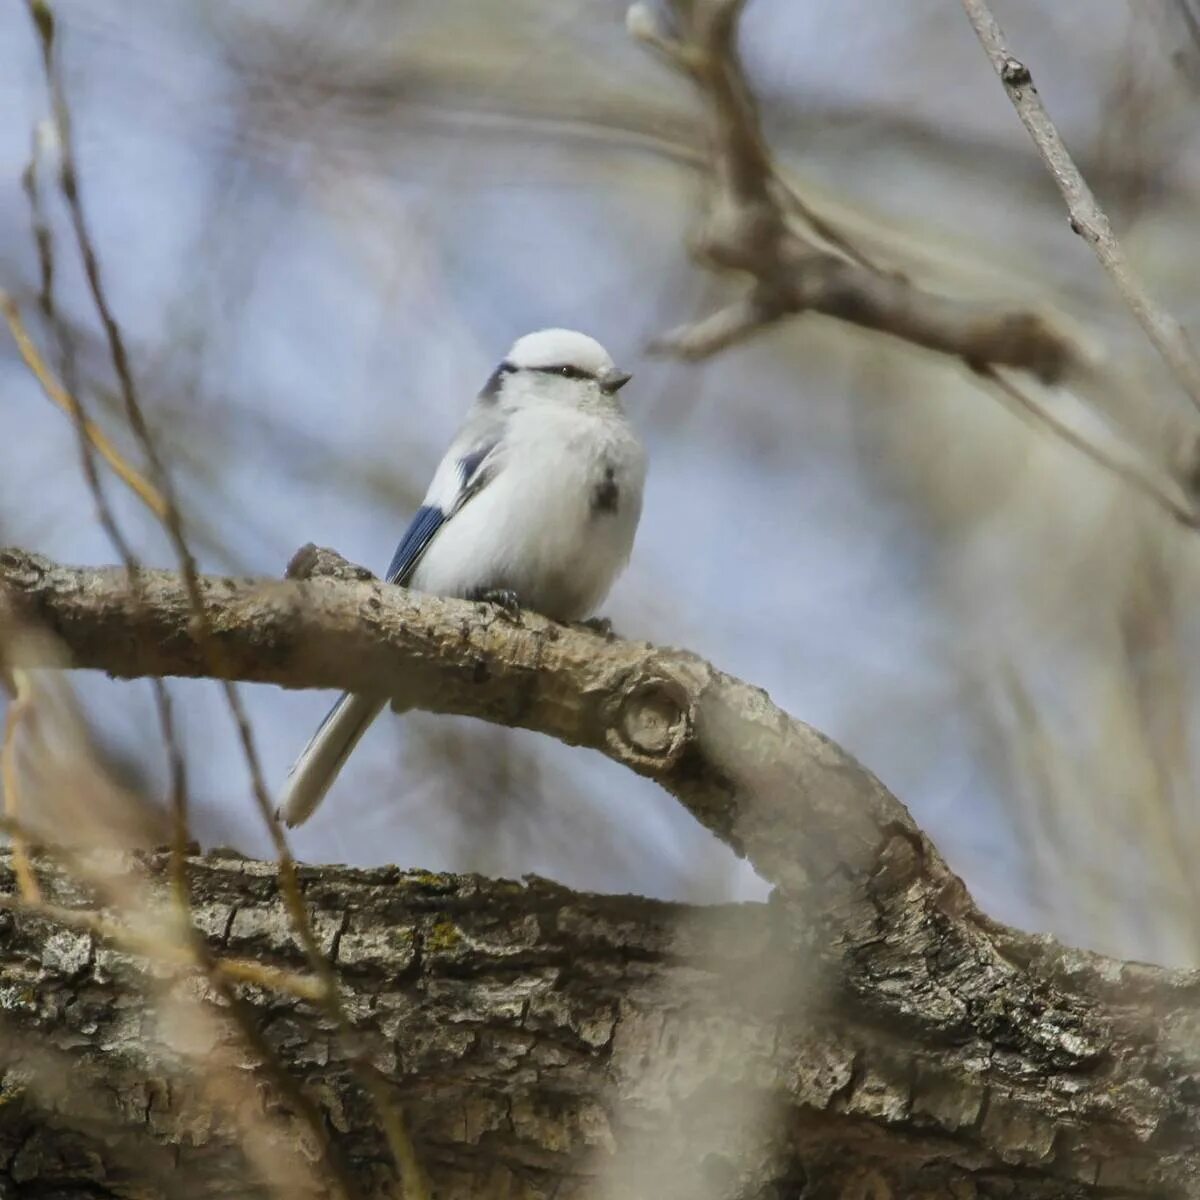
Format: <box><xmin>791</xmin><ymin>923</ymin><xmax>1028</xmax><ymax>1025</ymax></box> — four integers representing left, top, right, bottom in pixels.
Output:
<box><xmin>473</xmin><ymin>588</ymin><xmax>523</xmax><ymax>621</ymax></box>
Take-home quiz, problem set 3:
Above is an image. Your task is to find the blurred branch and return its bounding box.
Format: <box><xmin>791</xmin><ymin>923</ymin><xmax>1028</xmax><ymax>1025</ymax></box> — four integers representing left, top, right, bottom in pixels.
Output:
<box><xmin>630</xmin><ymin>0</ymin><xmax>1077</xmax><ymax>382</ymax></box>
<box><xmin>977</xmin><ymin>365</ymin><xmax>1200</xmax><ymax>529</ymax></box>
<box><xmin>0</xmin><ymin>294</ymin><xmax>167</xmax><ymax>520</ymax></box>
<box><xmin>962</xmin><ymin>0</ymin><xmax>1200</xmax><ymax>415</ymax></box>
<box><xmin>632</xmin><ymin>0</ymin><xmax>1200</xmax><ymax>528</ymax></box>
<box><xmin>1</xmin><ymin>670</ymin><xmax>42</xmax><ymax>903</ymax></box>
<box><xmin>22</xmin><ymin>5</ymin><xmax>421</xmax><ymax>1188</ymax></box>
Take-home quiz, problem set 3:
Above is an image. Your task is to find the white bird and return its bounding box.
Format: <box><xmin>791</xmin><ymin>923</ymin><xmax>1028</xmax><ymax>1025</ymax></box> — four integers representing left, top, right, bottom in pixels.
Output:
<box><xmin>279</xmin><ymin>328</ymin><xmax>646</xmax><ymax>828</ymax></box>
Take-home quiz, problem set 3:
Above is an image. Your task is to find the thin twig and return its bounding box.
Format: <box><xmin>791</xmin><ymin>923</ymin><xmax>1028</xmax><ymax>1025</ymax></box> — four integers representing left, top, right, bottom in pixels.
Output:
<box><xmin>1</xmin><ymin>670</ymin><xmax>42</xmax><ymax>902</ymax></box>
<box><xmin>26</xmin><ymin>0</ymin><xmax>298</xmax><ymax>918</ymax></box>
<box><xmin>24</xmin><ymin>6</ymin><xmax>423</xmax><ymax>1192</ymax></box>
<box><xmin>0</xmin><ymin>294</ymin><xmax>166</xmax><ymax>519</ymax></box>
<box><xmin>16</xmin><ymin>7</ymin><xmax>359</xmax><ymax>1192</ymax></box>
<box><xmin>977</xmin><ymin>364</ymin><xmax>1199</xmax><ymax>529</ymax></box>
<box><xmin>10</xmin><ymin>102</ymin><xmax>190</xmax><ymax>920</ymax></box>
<box><xmin>7</xmin><ymin>112</ymin><xmax>189</xmax><ymax>916</ymax></box>
<box><xmin>961</xmin><ymin>0</ymin><xmax>1200</xmax><ymax>415</ymax></box>
<box><xmin>13</xmin><ymin>46</ymin><xmax>193</xmax><ymax>917</ymax></box>
<box><xmin>24</xmin><ymin>1</ymin><xmax>197</xmax><ymax>908</ymax></box>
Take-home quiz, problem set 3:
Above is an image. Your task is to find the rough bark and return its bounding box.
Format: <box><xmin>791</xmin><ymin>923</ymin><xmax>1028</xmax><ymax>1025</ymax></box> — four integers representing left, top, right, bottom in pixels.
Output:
<box><xmin>1</xmin><ymin>547</ymin><xmax>1199</xmax><ymax>1198</ymax></box>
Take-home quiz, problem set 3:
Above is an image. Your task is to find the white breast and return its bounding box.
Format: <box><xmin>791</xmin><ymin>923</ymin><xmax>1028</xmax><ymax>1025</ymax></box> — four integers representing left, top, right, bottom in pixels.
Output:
<box><xmin>410</xmin><ymin>405</ymin><xmax>645</xmax><ymax>621</ymax></box>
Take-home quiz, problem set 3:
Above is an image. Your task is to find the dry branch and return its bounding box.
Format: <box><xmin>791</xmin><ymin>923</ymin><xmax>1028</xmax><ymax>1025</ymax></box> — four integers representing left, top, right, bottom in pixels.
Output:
<box><xmin>634</xmin><ymin>0</ymin><xmax>1200</xmax><ymax>530</ymax></box>
<box><xmin>631</xmin><ymin>0</ymin><xmax>1077</xmax><ymax>381</ymax></box>
<box><xmin>961</xmin><ymin>0</ymin><xmax>1200</xmax><ymax>415</ymax></box>
<box><xmin>2</xmin><ymin>547</ymin><xmax>1200</xmax><ymax>1195</ymax></box>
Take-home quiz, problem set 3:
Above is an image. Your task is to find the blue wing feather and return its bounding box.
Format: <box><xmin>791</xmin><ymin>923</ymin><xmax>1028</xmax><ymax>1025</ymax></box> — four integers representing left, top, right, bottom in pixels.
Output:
<box><xmin>384</xmin><ymin>437</ymin><xmax>501</xmax><ymax>585</ymax></box>
<box><xmin>385</xmin><ymin>505</ymin><xmax>446</xmax><ymax>583</ymax></box>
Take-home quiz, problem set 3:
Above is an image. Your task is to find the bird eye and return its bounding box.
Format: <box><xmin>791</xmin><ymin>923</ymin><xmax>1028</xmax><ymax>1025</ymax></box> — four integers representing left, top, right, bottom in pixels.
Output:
<box><xmin>534</xmin><ymin>363</ymin><xmax>591</xmax><ymax>381</ymax></box>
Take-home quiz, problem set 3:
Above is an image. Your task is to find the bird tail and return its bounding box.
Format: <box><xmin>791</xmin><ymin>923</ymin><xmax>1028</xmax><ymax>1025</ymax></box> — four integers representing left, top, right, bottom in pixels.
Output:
<box><xmin>278</xmin><ymin>692</ymin><xmax>385</xmax><ymax>828</ymax></box>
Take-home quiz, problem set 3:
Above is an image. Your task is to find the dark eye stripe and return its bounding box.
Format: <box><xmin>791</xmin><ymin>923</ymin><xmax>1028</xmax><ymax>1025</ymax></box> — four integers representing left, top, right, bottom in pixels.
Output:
<box><xmin>532</xmin><ymin>364</ymin><xmax>593</xmax><ymax>381</ymax></box>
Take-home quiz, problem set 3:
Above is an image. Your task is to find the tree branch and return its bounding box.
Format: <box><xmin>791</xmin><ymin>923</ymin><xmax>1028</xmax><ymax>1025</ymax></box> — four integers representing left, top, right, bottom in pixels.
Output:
<box><xmin>630</xmin><ymin>0</ymin><xmax>1079</xmax><ymax>383</ymax></box>
<box><xmin>633</xmin><ymin>0</ymin><xmax>1200</xmax><ymax>529</ymax></box>
<box><xmin>0</xmin><ymin>845</ymin><xmax>1196</xmax><ymax>1200</ymax></box>
<box><xmin>3</xmin><ymin>548</ymin><xmax>1200</xmax><ymax>1194</ymax></box>
<box><xmin>0</xmin><ymin>544</ymin><xmax>898</xmax><ymax>897</ymax></box>
<box><xmin>961</xmin><ymin>0</ymin><xmax>1200</xmax><ymax>415</ymax></box>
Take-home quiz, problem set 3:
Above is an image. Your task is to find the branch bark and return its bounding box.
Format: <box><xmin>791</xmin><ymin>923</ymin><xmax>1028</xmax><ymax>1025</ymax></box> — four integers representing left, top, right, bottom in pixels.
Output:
<box><xmin>2</xmin><ymin>547</ymin><xmax>1200</xmax><ymax>1197</ymax></box>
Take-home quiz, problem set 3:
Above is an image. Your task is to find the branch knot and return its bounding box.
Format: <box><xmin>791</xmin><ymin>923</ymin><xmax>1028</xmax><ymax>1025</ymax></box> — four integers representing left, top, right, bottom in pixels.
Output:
<box><xmin>1000</xmin><ymin>56</ymin><xmax>1031</xmax><ymax>88</ymax></box>
<box><xmin>605</xmin><ymin>671</ymin><xmax>693</xmax><ymax>769</ymax></box>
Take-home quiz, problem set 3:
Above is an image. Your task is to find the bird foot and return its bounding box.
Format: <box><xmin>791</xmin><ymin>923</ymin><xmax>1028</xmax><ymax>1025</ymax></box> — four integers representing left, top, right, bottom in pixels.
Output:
<box><xmin>577</xmin><ymin>615</ymin><xmax>614</xmax><ymax>638</ymax></box>
<box><xmin>472</xmin><ymin>588</ymin><xmax>523</xmax><ymax>621</ymax></box>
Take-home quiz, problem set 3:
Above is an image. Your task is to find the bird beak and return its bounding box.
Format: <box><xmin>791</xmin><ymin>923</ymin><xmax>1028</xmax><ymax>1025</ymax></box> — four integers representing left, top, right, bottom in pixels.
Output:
<box><xmin>601</xmin><ymin>368</ymin><xmax>633</xmax><ymax>394</ymax></box>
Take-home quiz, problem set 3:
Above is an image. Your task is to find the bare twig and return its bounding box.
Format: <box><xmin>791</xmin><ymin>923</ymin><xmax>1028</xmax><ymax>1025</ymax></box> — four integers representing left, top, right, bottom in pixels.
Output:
<box><xmin>1</xmin><ymin>670</ymin><xmax>42</xmax><ymax>902</ymax></box>
<box><xmin>25</xmin><ymin>0</ymin><xmax>278</xmax><ymax>951</ymax></box>
<box><xmin>18</xmin><ymin>7</ymin><xmax>408</xmax><ymax>1190</ymax></box>
<box><xmin>975</xmin><ymin>365</ymin><xmax>1200</xmax><ymax>528</ymax></box>
<box><xmin>24</xmin><ymin>0</ymin><xmax>199</xmax><ymax>900</ymax></box>
<box><xmin>629</xmin><ymin>0</ymin><xmax>1078</xmax><ymax>382</ymax></box>
<box><xmin>15</xmin><ymin>9</ymin><xmax>378</xmax><ymax>1192</ymax></box>
<box><xmin>10</xmin><ymin>27</ymin><xmax>191</xmax><ymax>916</ymax></box>
<box><xmin>22</xmin><ymin>11</ymin><xmax>426</xmax><ymax>1188</ymax></box>
<box><xmin>631</xmin><ymin>0</ymin><xmax>1199</xmax><ymax>528</ymax></box>
<box><xmin>9</xmin><ymin>132</ymin><xmax>191</xmax><ymax>940</ymax></box>
<box><xmin>0</xmin><ymin>294</ymin><xmax>166</xmax><ymax>519</ymax></box>
<box><xmin>26</xmin><ymin>0</ymin><xmax>303</xmax><ymax>926</ymax></box>
<box><xmin>961</xmin><ymin>0</ymin><xmax>1200</xmax><ymax>415</ymax></box>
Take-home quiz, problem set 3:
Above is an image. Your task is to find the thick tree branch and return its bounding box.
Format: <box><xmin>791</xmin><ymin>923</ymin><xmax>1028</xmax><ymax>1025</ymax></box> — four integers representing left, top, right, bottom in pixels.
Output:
<box><xmin>2</xmin><ymin>548</ymin><xmax>1200</xmax><ymax>1194</ymax></box>
<box><xmin>0</xmin><ymin>847</ymin><xmax>1198</xmax><ymax>1200</ymax></box>
<box><xmin>0</xmin><ymin>545</ymin><xmax>902</xmax><ymax>900</ymax></box>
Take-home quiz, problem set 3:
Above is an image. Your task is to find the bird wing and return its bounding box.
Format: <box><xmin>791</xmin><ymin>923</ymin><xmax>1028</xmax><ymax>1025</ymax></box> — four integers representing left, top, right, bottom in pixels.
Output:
<box><xmin>385</xmin><ymin>504</ymin><xmax>447</xmax><ymax>584</ymax></box>
<box><xmin>385</xmin><ymin>413</ymin><xmax>505</xmax><ymax>584</ymax></box>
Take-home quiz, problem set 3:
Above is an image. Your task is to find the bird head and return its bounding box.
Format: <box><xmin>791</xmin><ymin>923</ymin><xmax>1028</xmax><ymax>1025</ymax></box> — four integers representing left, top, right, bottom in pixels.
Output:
<box><xmin>480</xmin><ymin>328</ymin><xmax>632</xmax><ymax>408</ymax></box>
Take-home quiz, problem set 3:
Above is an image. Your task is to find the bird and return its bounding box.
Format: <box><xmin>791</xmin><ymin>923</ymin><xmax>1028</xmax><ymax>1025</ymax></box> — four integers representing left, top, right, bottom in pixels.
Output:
<box><xmin>278</xmin><ymin>328</ymin><xmax>646</xmax><ymax>828</ymax></box>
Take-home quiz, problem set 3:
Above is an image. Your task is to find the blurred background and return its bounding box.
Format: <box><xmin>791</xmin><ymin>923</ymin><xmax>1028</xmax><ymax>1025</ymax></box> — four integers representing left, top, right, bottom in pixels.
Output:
<box><xmin>3</xmin><ymin>0</ymin><xmax>1200</xmax><ymax>965</ymax></box>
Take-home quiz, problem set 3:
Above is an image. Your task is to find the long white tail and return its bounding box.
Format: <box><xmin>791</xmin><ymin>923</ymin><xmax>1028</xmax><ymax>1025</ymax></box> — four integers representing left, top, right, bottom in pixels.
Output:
<box><xmin>278</xmin><ymin>692</ymin><xmax>385</xmax><ymax>827</ymax></box>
